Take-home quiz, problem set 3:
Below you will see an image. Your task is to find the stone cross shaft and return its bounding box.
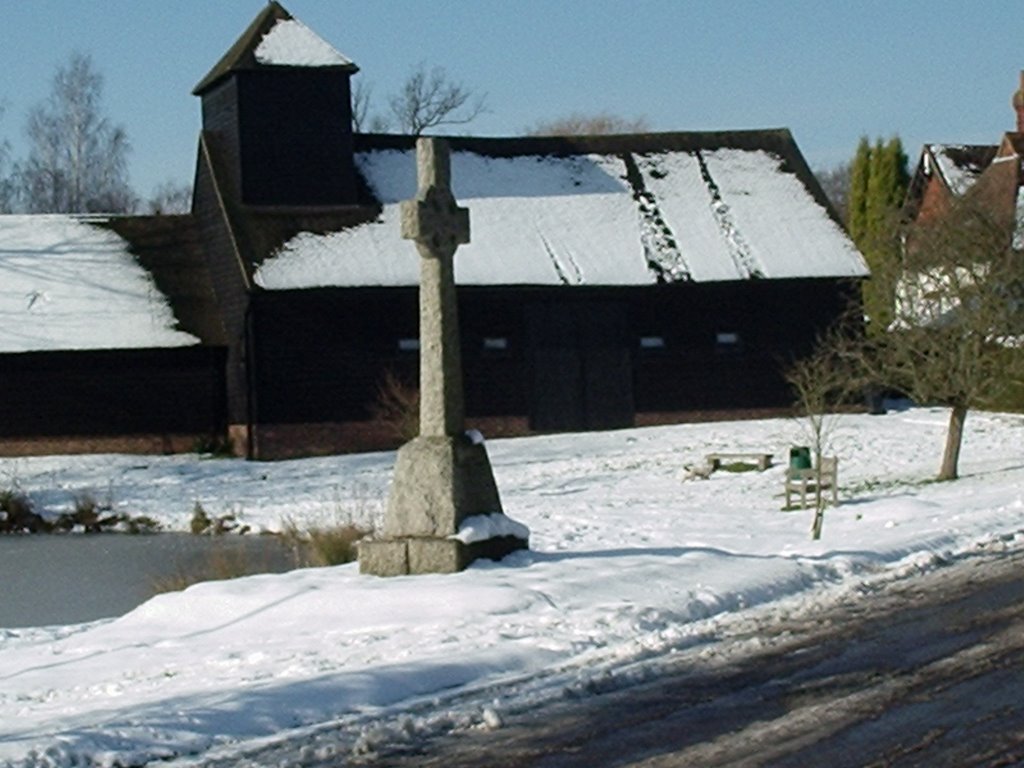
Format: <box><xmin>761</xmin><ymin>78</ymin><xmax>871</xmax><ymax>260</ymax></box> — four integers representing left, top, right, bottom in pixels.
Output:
<box><xmin>400</xmin><ymin>138</ymin><xmax>471</xmax><ymax>438</ymax></box>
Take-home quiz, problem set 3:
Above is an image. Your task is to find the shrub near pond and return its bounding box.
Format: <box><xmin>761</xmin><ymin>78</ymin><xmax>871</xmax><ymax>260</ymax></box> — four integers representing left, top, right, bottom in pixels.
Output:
<box><xmin>0</xmin><ymin>488</ymin><xmax>160</xmax><ymax>534</ymax></box>
<box><xmin>284</xmin><ymin>521</ymin><xmax>369</xmax><ymax>567</ymax></box>
<box><xmin>189</xmin><ymin>502</ymin><xmax>250</xmax><ymax>535</ymax></box>
<box><xmin>152</xmin><ymin>514</ymin><xmax>372</xmax><ymax>595</ymax></box>
<box><xmin>0</xmin><ymin>489</ymin><xmax>47</xmax><ymax>533</ymax></box>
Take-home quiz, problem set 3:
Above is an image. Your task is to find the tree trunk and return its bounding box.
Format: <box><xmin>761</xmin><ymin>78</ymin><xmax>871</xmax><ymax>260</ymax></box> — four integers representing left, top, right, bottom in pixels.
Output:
<box><xmin>938</xmin><ymin>405</ymin><xmax>967</xmax><ymax>481</ymax></box>
<box><xmin>811</xmin><ymin>447</ymin><xmax>825</xmax><ymax>540</ymax></box>
<box><xmin>810</xmin><ymin>506</ymin><xmax>825</xmax><ymax>540</ymax></box>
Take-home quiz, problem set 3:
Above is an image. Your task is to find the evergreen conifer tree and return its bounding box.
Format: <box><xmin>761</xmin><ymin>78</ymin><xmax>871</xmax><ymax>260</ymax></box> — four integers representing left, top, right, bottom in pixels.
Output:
<box><xmin>883</xmin><ymin>137</ymin><xmax>910</xmax><ymax>208</ymax></box>
<box><xmin>846</xmin><ymin>136</ymin><xmax>909</xmax><ymax>334</ymax></box>
<box><xmin>866</xmin><ymin>138</ymin><xmax>890</xmax><ymax>239</ymax></box>
<box><xmin>848</xmin><ymin>137</ymin><xmax>871</xmax><ymax>244</ymax></box>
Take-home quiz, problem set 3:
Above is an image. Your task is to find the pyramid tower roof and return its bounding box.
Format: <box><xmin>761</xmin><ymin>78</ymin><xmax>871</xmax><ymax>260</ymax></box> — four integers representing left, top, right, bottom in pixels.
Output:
<box><xmin>193</xmin><ymin>2</ymin><xmax>357</xmax><ymax>95</ymax></box>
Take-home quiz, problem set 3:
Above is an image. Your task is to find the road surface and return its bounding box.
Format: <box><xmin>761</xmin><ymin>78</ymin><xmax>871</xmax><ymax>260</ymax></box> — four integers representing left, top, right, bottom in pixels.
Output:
<box><xmin>185</xmin><ymin>545</ymin><xmax>1024</xmax><ymax>767</ymax></box>
<box><xmin>344</xmin><ymin>544</ymin><xmax>1024</xmax><ymax>765</ymax></box>
<box><xmin>180</xmin><ymin>544</ymin><xmax>1024</xmax><ymax>765</ymax></box>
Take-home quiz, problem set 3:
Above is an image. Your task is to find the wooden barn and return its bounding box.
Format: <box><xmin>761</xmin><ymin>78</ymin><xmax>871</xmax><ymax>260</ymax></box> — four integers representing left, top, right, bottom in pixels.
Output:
<box><xmin>189</xmin><ymin>3</ymin><xmax>866</xmax><ymax>459</ymax></box>
<box><xmin>0</xmin><ymin>2</ymin><xmax>867</xmax><ymax>459</ymax></box>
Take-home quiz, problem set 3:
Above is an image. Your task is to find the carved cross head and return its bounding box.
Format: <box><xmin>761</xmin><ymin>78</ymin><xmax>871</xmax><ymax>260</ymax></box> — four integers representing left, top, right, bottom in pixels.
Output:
<box><xmin>400</xmin><ymin>138</ymin><xmax>470</xmax><ymax>257</ymax></box>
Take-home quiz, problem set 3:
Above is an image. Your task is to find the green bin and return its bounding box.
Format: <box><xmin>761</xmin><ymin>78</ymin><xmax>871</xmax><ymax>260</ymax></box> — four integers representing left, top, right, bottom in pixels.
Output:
<box><xmin>789</xmin><ymin>446</ymin><xmax>811</xmax><ymax>470</ymax></box>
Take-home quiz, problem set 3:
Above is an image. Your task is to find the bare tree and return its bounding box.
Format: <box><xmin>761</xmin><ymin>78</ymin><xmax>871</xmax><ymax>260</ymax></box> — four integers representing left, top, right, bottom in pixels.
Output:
<box><xmin>387</xmin><ymin>63</ymin><xmax>487</xmax><ymax>135</ymax></box>
<box><xmin>786</xmin><ymin>322</ymin><xmax>861</xmax><ymax>538</ymax></box>
<box><xmin>856</xmin><ymin>196</ymin><xmax>1024</xmax><ymax>480</ymax></box>
<box><xmin>527</xmin><ymin>112</ymin><xmax>651</xmax><ymax>136</ymax></box>
<box><xmin>145</xmin><ymin>180</ymin><xmax>191</xmax><ymax>214</ymax></box>
<box><xmin>352</xmin><ymin>80</ymin><xmax>391</xmax><ymax>133</ymax></box>
<box><xmin>814</xmin><ymin>161</ymin><xmax>852</xmax><ymax>224</ymax></box>
<box><xmin>0</xmin><ymin>104</ymin><xmax>15</xmax><ymax>212</ymax></box>
<box><xmin>18</xmin><ymin>52</ymin><xmax>136</xmax><ymax>213</ymax></box>
<box><xmin>352</xmin><ymin>80</ymin><xmax>373</xmax><ymax>133</ymax></box>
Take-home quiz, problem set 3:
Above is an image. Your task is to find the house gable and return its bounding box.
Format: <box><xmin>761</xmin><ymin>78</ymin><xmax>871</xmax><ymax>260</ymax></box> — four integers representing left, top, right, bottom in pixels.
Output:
<box><xmin>906</xmin><ymin>144</ymin><xmax>998</xmax><ymax>224</ymax></box>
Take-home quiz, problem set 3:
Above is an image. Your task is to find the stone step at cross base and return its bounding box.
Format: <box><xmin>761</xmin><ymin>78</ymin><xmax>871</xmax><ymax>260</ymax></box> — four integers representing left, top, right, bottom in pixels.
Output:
<box><xmin>359</xmin><ymin>534</ymin><xmax>528</xmax><ymax>577</ymax></box>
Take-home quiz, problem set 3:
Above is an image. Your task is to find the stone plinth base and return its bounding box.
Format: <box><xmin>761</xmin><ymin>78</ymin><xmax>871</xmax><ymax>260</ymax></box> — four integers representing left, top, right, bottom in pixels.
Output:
<box><xmin>359</xmin><ymin>534</ymin><xmax>528</xmax><ymax>577</ymax></box>
<box><xmin>384</xmin><ymin>435</ymin><xmax>503</xmax><ymax>538</ymax></box>
<box><xmin>362</xmin><ymin>432</ymin><xmax>528</xmax><ymax>576</ymax></box>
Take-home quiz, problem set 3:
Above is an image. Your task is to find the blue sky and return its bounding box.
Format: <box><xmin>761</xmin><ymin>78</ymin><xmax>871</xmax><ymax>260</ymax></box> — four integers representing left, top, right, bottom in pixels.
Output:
<box><xmin>1</xmin><ymin>1</ymin><xmax>1020</xmax><ymax>198</ymax></box>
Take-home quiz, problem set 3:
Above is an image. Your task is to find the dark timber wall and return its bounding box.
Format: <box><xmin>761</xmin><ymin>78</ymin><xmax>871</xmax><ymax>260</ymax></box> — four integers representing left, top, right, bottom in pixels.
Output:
<box><xmin>0</xmin><ymin>346</ymin><xmax>227</xmax><ymax>453</ymax></box>
<box><xmin>244</xmin><ymin>278</ymin><xmax>856</xmax><ymax>457</ymax></box>
<box><xmin>192</xmin><ymin>139</ymin><xmax>252</xmax><ymax>432</ymax></box>
<box><xmin>238</xmin><ymin>70</ymin><xmax>356</xmax><ymax>205</ymax></box>
<box><xmin>200</xmin><ymin>70</ymin><xmax>357</xmax><ymax>207</ymax></box>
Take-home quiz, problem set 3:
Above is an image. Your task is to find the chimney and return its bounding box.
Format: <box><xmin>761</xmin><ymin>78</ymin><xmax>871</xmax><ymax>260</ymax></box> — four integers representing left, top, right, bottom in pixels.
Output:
<box><xmin>1013</xmin><ymin>71</ymin><xmax>1024</xmax><ymax>133</ymax></box>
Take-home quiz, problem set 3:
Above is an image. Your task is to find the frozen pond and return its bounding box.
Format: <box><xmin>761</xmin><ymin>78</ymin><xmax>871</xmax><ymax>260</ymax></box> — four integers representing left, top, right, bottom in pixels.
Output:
<box><xmin>0</xmin><ymin>533</ymin><xmax>298</xmax><ymax>627</ymax></box>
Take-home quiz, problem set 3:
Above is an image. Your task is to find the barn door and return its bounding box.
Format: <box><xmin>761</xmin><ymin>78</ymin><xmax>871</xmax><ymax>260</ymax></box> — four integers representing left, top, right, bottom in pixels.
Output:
<box><xmin>582</xmin><ymin>309</ymin><xmax>635</xmax><ymax>431</ymax></box>
<box><xmin>526</xmin><ymin>301</ymin><xmax>634</xmax><ymax>432</ymax></box>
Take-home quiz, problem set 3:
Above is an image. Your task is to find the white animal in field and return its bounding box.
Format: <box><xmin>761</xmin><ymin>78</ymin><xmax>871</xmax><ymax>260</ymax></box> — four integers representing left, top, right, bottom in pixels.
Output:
<box><xmin>681</xmin><ymin>462</ymin><xmax>715</xmax><ymax>481</ymax></box>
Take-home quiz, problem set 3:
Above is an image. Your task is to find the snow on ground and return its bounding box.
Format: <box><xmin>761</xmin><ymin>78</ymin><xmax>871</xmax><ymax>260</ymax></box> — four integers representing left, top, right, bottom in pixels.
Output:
<box><xmin>0</xmin><ymin>215</ymin><xmax>198</xmax><ymax>353</ymax></box>
<box><xmin>1</xmin><ymin>406</ymin><xmax>1024</xmax><ymax>767</ymax></box>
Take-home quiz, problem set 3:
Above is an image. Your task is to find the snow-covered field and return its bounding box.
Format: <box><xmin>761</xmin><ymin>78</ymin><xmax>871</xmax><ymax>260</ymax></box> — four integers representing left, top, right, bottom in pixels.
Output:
<box><xmin>2</xmin><ymin>406</ymin><xmax>1023</xmax><ymax>767</ymax></box>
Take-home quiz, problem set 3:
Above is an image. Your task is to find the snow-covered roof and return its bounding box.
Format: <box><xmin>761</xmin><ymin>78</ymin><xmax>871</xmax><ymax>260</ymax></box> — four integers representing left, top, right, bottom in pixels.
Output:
<box><xmin>0</xmin><ymin>215</ymin><xmax>199</xmax><ymax>353</ymax></box>
<box><xmin>923</xmin><ymin>144</ymin><xmax>996</xmax><ymax>196</ymax></box>
<box><xmin>193</xmin><ymin>2</ymin><xmax>357</xmax><ymax>95</ymax></box>
<box><xmin>255</xmin><ymin>145</ymin><xmax>866</xmax><ymax>289</ymax></box>
<box><xmin>254</xmin><ymin>18</ymin><xmax>354</xmax><ymax>68</ymax></box>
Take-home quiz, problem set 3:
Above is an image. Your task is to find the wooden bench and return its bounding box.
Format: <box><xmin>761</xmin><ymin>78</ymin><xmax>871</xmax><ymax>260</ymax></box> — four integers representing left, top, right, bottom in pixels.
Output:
<box><xmin>705</xmin><ymin>452</ymin><xmax>774</xmax><ymax>472</ymax></box>
<box><xmin>785</xmin><ymin>456</ymin><xmax>838</xmax><ymax>509</ymax></box>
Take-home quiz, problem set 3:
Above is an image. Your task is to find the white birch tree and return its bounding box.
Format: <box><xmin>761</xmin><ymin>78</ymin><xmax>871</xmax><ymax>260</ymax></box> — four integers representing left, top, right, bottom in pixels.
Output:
<box><xmin>19</xmin><ymin>52</ymin><xmax>136</xmax><ymax>213</ymax></box>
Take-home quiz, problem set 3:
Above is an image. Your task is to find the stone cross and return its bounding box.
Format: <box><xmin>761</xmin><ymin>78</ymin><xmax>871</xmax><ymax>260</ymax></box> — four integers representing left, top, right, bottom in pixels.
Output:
<box><xmin>400</xmin><ymin>138</ymin><xmax>470</xmax><ymax>438</ymax></box>
<box><xmin>358</xmin><ymin>137</ymin><xmax>527</xmax><ymax>576</ymax></box>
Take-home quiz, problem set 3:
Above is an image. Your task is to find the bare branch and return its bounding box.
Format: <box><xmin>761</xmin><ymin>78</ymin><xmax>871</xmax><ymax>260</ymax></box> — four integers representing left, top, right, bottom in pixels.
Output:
<box><xmin>352</xmin><ymin>80</ymin><xmax>372</xmax><ymax>133</ymax></box>
<box><xmin>146</xmin><ymin>180</ymin><xmax>192</xmax><ymax>214</ymax></box>
<box><xmin>0</xmin><ymin>103</ymin><xmax>15</xmax><ymax>212</ymax></box>
<box><xmin>813</xmin><ymin>161</ymin><xmax>852</xmax><ymax>224</ymax></box>
<box><xmin>387</xmin><ymin>64</ymin><xmax>487</xmax><ymax>135</ymax></box>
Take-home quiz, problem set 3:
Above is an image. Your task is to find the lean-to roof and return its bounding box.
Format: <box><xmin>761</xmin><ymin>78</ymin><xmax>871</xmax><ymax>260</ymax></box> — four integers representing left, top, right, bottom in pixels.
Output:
<box><xmin>0</xmin><ymin>215</ymin><xmax>203</xmax><ymax>352</ymax></box>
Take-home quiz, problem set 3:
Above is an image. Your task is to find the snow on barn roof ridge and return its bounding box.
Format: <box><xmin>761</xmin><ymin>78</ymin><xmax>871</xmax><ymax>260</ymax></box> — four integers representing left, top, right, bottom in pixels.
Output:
<box><xmin>0</xmin><ymin>214</ymin><xmax>200</xmax><ymax>353</ymax></box>
<box><xmin>254</xmin><ymin>130</ymin><xmax>867</xmax><ymax>290</ymax></box>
